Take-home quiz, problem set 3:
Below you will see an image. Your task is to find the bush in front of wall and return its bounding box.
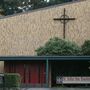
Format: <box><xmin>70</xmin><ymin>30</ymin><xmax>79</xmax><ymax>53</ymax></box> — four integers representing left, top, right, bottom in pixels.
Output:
<box><xmin>82</xmin><ymin>40</ymin><xmax>90</xmax><ymax>55</ymax></box>
<box><xmin>4</xmin><ymin>73</ymin><xmax>21</xmax><ymax>88</ymax></box>
<box><xmin>36</xmin><ymin>37</ymin><xmax>82</xmax><ymax>56</ymax></box>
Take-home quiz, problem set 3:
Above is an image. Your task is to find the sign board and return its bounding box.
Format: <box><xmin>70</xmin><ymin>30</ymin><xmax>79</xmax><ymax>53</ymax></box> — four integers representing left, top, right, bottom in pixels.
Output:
<box><xmin>56</xmin><ymin>76</ymin><xmax>90</xmax><ymax>84</ymax></box>
<box><xmin>0</xmin><ymin>74</ymin><xmax>4</xmax><ymax>84</ymax></box>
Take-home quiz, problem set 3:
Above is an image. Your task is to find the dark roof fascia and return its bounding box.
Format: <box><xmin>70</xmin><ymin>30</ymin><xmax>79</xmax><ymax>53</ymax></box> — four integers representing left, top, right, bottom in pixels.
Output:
<box><xmin>0</xmin><ymin>56</ymin><xmax>90</xmax><ymax>61</ymax></box>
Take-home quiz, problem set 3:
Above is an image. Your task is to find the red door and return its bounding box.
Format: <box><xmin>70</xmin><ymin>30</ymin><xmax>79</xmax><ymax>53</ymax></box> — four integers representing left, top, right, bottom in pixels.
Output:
<box><xmin>40</xmin><ymin>63</ymin><xmax>46</xmax><ymax>84</ymax></box>
<box><xmin>24</xmin><ymin>64</ymin><xmax>30</xmax><ymax>84</ymax></box>
<box><xmin>24</xmin><ymin>64</ymin><xmax>39</xmax><ymax>84</ymax></box>
<box><xmin>15</xmin><ymin>64</ymin><xmax>25</xmax><ymax>83</ymax></box>
<box><xmin>30</xmin><ymin>64</ymin><xmax>39</xmax><ymax>84</ymax></box>
<box><xmin>5</xmin><ymin>61</ymin><xmax>46</xmax><ymax>85</ymax></box>
<box><xmin>24</xmin><ymin>62</ymin><xmax>46</xmax><ymax>85</ymax></box>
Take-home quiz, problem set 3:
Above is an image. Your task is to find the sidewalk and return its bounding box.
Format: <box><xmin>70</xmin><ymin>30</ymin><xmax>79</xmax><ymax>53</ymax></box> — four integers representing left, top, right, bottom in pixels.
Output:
<box><xmin>21</xmin><ymin>88</ymin><xmax>90</xmax><ymax>90</ymax></box>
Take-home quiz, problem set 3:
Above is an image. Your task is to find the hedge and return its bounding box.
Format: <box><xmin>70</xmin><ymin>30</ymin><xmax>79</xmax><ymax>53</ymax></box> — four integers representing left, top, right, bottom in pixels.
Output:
<box><xmin>4</xmin><ymin>73</ymin><xmax>21</xmax><ymax>88</ymax></box>
<box><xmin>36</xmin><ymin>37</ymin><xmax>81</xmax><ymax>56</ymax></box>
<box><xmin>82</xmin><ymin>40</ymin><xmax>90</xmax><ymax>55</ymax></box>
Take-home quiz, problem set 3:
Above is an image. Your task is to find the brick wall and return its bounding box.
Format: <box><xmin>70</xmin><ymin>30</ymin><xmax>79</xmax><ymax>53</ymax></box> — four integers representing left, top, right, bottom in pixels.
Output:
<box><xmin>0</xmin><ymin>0</ymin><xmax>89</xmax><ymax>56</ymax></box>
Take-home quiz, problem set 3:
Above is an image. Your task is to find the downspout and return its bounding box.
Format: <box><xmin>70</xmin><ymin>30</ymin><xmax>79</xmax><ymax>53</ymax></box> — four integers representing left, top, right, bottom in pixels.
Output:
<box><xmin>46</xmin><ymin>58</ymin><xmax>49</xmax><ymax>87</ymax></box>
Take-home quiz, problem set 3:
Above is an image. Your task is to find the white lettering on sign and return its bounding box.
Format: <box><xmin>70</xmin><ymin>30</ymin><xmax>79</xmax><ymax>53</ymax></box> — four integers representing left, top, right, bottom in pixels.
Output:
<box><xmin>56</xmin><ymin>76</ymin><xmax>90</xmax><ymax>84</ymax></box>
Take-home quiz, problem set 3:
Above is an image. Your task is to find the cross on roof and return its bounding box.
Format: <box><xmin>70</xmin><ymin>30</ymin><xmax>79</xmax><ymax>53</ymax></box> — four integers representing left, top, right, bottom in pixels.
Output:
<box><xmin>53</xmin><ymin>8</ymin><xmax>75</xmax><ymax>39</ymax></box>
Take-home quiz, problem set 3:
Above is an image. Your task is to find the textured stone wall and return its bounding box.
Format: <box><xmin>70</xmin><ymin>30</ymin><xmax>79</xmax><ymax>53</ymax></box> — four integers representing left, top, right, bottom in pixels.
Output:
<box><xmin>0</xmin><ymin>0</ymin><xmax>89</xmax><ymax>56</ymax></box>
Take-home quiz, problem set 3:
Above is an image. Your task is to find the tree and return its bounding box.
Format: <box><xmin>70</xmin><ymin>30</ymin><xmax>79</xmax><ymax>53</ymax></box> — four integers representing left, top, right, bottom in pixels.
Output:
<box><xmin>0</xmin><ymin>0</ymin><xmax>73</xmax><ymax>15</ymax></box>
<box><xmin>82</xmin><ymin>40</ymin><xmax>90</xmax><ymax>55</ymax></box>
<box><xmin>3</xmin><ymin>0</ymin><xmax>34</xmax><ymax>15</ymax></box>
<box><xmin>35</xmin><ymin>37</ymin><xmax>81</xmax><ymax>56</ymax></box>
<box><xmin>2</xmin><ymin>0</ymin><xmax>46</xmax><ymax>15</ymax></box>
<box><xmin>0</xmin><ymin>0</ymin><xmax>5</xmax><ymax>15</ymax></box>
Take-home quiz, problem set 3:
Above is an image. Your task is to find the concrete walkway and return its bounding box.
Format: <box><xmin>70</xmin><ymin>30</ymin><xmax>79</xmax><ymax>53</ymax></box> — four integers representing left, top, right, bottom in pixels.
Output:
<box><xmin>21</xmin><ymin>88</ymin><xmax>90</xmax><ymax>90</ymax></box>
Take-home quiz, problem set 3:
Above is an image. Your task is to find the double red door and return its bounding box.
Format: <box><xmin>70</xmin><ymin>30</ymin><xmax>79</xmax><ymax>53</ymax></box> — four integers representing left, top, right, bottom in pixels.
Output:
<box><xmin>24</xmin><ymin>63</ymin><xmax>40</xmax><ymax>84</ymax></box>
<box><xmin>5</xmin><ymin>61</ymin><xmax>46</xmax><ymax>85</ymax></box>
<box><xmin>23</xmin><ymin>62</ymin><xmax>46</xmax><ymax>85</ymax></box>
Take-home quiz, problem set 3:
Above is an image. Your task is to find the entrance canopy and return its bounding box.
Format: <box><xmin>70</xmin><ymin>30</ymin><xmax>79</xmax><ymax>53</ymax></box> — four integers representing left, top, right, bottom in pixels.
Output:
<box><xmin>0</xmin><ymin>56</ymin><xmax>90</xmax><ymax>61</ymax></box>
<box><xmin>2</xmin><ymin>56</ymin><xmax>90</xmax><ymax>87</ymax></box>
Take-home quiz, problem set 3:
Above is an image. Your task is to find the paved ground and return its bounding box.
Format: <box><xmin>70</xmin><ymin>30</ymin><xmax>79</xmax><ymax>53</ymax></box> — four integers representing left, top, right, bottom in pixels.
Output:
<box><xmin>1</xmin><ymin>88</ymin><xmax>90</xmax><ymax>90</ymax></box>
<box><xmin>21</xmin><ymin>88</ymin><xmax>90</xmax><ymax>90</ymax></box>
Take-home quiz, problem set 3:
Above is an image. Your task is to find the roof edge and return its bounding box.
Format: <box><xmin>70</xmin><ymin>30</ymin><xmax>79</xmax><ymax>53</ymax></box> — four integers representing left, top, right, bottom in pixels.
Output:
<box><xmin>0</xmin><ymin>56</ymin><xmax>90</xmax><ymax>61</ymax></box>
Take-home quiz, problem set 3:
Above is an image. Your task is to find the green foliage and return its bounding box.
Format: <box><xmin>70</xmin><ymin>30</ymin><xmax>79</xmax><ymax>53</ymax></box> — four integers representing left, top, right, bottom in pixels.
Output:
<box><xmin>4</xmin><ymin>73</ymin><xmax>21</xmax><ymax>88</ymax></box>
<box><xmin>82</xmin><ymin>40</ymin><xmax>90</xmax><ymax>55</ymax></box>
<box><xmin>0</xmin><ymin>82</ymin><xmax>3</xmax><ymax>88</ymax></box>
<box><xmin>4</xmin><ymin>0</ymin><xmax>24</xmax><ymax>15</ymax></box>
<box><xmin>1</xmin><ymin>0</ymin><xmax>73</xmax><ymax>15</ymax></box>
<box><xmin>36</xmin><ymin>37</ymin><xmax>81</xmax><ymax>56</ymax></box>
<box><xmin>49</xmin><ymin>0</ymin><xmax>64</xmax><ymax>5</ymax></box>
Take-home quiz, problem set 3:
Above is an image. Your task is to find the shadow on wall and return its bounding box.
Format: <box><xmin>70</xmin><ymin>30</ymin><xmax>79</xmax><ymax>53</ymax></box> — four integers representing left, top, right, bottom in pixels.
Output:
<box><xmin>0</xmin><ymin>61</ymin><xmax>4</xmax><ymax>73</ymax></box>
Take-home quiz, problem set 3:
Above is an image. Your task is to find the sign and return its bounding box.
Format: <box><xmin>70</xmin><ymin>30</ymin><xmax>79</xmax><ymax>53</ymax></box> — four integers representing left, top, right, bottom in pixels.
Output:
<box><xmin>0</xmin><ymin>74</ymin><xmax>4</xmax><ymax>84</ymax></box>
<box><xmin>56</xmin><ymin>76</ymin><xmax>90</xmax><ymax>84</ymax></box>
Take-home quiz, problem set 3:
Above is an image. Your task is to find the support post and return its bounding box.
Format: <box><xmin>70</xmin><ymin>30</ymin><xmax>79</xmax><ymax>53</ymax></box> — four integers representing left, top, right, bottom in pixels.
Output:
<box><xmin>46</xmin><ymin>59</ymin><xmax>49</xmax><ymax>87</ymax></box>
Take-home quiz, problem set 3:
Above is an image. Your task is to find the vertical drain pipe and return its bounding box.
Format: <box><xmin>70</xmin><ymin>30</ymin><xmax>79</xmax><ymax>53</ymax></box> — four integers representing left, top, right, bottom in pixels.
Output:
<box><xmin>46</xmin><ymin>58</ymin><xmax>49</xmax><ymax>87</ymax></box>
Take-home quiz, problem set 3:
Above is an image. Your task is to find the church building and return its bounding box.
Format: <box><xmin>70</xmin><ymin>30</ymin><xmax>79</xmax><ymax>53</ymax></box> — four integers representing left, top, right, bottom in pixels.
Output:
<box><xmin>0</xmin><ymin>0</ymin><xmax>90</xmax><ymax>87</ymax></box>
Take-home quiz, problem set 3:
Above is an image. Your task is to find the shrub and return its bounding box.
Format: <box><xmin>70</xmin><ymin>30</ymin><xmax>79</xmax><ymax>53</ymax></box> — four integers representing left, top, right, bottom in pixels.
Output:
<box><xmin>36</xmin><ymin>37</ymin><xmax>81</xmax><ymax>56</ymax></box>
<box><xmin>0</xmin><ymin>83</ymin><xmax>3</xmax><ymax>88</ymax></box>
<box><xmin>82</xmin><ymin>40</ymin><xmax>90</xmax><ymax>55</ymax></box>
<box><xmin>4</xmin><ymin>73</ymin><xmax>21</xmax><ymax>88</ymax></box>
<box><xmin>0</xmin><ymin>74</ymin><xmax>4</xmax><ymax>88</ymax></box>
